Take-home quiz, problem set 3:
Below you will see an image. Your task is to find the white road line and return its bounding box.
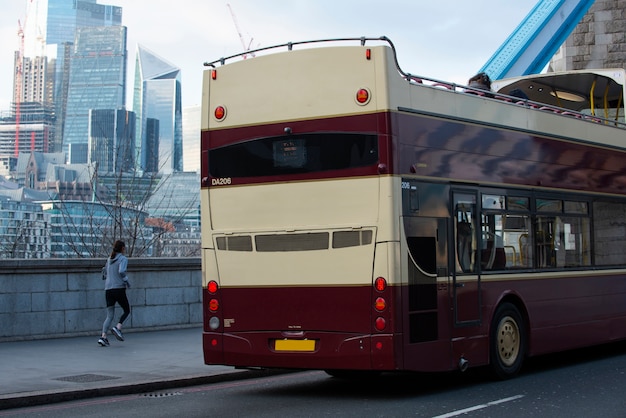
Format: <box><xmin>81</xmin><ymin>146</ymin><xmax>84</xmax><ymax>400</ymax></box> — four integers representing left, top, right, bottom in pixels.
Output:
<box><xmin>432</xmin><ymin>394</ymin><xmax>525</xmax><ymax>418</ymax></box>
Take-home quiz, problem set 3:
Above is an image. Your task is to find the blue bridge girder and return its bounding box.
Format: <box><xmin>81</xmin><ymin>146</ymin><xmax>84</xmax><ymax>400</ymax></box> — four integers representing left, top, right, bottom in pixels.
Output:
<box><xmin>479</xmin><ymin>0</ymin><xmax>595</xmax><ymax>80</ymax></box>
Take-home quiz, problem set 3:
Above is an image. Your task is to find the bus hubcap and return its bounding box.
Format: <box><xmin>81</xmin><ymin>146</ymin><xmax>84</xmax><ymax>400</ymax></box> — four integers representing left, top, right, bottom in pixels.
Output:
<box><xmin>497</xmin><ymin>315</ymin><xmax>519</xmax><ymax>366</ymax></box>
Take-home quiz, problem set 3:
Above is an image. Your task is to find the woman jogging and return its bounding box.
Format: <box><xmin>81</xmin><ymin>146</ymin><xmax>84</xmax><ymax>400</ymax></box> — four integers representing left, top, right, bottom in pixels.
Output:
<box><xmin>98</xmin><ymin>240</ymin><xmax>131</xmax><ymax>347</ymax></box>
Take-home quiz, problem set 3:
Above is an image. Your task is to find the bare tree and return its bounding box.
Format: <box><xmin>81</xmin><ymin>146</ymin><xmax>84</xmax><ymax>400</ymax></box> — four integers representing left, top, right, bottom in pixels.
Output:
<box><xmin>50</xmin><ymin>115</ymin><xmax>199</xmax><ymax>258</ymax></box>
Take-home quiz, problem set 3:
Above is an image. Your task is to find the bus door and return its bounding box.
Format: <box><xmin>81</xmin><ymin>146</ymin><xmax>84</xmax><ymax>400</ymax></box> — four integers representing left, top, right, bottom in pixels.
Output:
<box><xmin>401</xmin><ymin>181</ymin><xmax>449</xmax><ymax>347</ymax></box>
<box><xmin>452</xmin><ymin>191</ymin><xmax>481</xmax><ymax>326</ymax></box>
<box><xmin>402</xmin><ymin>216</ymin><xmax>448</xmax><ymax>346</ymax></box>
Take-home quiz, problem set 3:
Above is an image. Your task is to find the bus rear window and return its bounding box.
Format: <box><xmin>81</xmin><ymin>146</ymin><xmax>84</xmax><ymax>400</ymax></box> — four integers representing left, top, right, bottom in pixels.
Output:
<box><xmin>209</xmin><ymin>133</ymin><xmax>378</xmax><ymax>178</ymax></box>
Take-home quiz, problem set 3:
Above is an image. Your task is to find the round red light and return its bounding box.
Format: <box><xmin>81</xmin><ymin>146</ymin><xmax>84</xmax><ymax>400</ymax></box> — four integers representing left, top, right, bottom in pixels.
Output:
<box><xmin>214</xmin><ymin>106</ymin><xmax>226</xmax><ymax>120</ymax></box>
<box><xmin>375</xmin><ymin>317</ymin><xmax>386</xmax><ymax>331</ymax></box>
<box><xmin>209</xmin><ymin>298</ymin><xmax>219</xmax><ymax>312</ymax></box>
<box><xmin>211</xmin><ymin>338</ymin><xmax>218</xmax><ymax>346</ymax></box>
<box><xmin>375</xmin><ymin>341</ymin><xmax>383</xmax><ymax>350</ymax></box>
<box><xmin>374</xmin><ymin>277</ymin><xmax>387</xmax><ymax>292</ymax></box>
<box><xmin>356</xmin><ymin>88</ymin><xmax>370</xmax><ymax>104</ymax></box>
<box><xmin>375</xmin><ymin>297</ymin><xmax>386</xmax><ymax>312</ymax></box>
<box><xmin>207</xmin><ymin>280</ymin><xmax>218</xmax><ymax>294</ymax></box>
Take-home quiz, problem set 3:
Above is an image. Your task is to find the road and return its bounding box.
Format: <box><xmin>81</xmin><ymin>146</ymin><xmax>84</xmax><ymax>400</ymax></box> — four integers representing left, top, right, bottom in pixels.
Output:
<box><xmin>2</xmin><ymin>341</ymin><xmax>625</xmax><ymax>417</ymax></box>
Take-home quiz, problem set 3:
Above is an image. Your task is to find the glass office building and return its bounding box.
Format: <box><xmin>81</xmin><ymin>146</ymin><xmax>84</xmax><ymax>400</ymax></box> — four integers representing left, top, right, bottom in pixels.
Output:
<box><xmin>63</xmin><ymin>25</ymin><xmax>127</xmax><ymax>163</ymax></box>
<box><xmin>88</xmin><ymin>108</ymin><xmax>135</xmax><ymax>174</ymax></box>
<box><xmin>133</xmin><ymin>45</ymin><xmax>183</xmax><ymax>174</ymax></box>
<box><xmin>44</xmin><ymin>0</ymin><xmax>123</xmax><ymax>153</ymax></box>
<box><xmin>182</xmin><ymin>105</ymin><xmax>200</xmax><ymax>172</ymax></box>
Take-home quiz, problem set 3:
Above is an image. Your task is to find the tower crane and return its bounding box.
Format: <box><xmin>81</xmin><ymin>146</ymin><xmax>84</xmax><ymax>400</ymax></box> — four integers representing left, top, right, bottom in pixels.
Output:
<box><xmin>14</xmin><ymin>0</ymin><xmax>36</xmax><ymax>158</ymax></box>
<box><xmin>15</xmin><ymin>17</ymin><xmax>25</xmax><ymax>158</ymax></box>
<box><xmin>227</xmin><ymin>3</ymin><xmax>255</xmax><ymax>59</ymax></box>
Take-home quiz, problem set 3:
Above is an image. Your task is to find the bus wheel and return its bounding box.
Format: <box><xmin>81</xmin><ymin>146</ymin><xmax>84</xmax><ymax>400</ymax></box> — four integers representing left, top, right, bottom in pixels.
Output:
<box><xmin>489</xmin><ymin>302</ymin><xmax>526</xmax><ymax>379</ymax></box>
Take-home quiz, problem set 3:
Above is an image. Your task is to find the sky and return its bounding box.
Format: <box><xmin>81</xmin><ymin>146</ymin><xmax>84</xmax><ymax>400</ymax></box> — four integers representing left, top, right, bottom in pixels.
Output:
<box><xmin>0</xmin><ymin>0</ymin><xmax>537</xmax><ymax>111</ymax></box>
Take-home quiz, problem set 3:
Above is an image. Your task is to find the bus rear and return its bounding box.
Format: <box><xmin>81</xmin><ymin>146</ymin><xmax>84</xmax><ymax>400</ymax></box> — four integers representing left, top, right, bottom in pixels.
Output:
<box><xmin>200</xmin><ymin>39</ymin><xmax>401</xmax><ymax>371</ymax></box>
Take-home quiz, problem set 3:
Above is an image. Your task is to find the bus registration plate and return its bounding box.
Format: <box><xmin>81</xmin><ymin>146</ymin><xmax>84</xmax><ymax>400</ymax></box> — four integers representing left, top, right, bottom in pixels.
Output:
<box><xmin>274</xmin><ymin>339</ymin><xmax>316</xmax><ymax>352</ymax></box>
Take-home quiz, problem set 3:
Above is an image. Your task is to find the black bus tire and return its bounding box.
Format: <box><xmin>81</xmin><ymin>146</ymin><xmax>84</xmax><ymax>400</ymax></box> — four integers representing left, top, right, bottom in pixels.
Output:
<box><xmin>489</xmin><ymin>302</ymin><xmax>526</xmax><ymax>379</ymax></box>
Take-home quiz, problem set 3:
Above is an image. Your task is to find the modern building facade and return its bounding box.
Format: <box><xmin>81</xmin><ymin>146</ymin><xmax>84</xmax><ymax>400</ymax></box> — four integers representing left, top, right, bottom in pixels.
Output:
<box><xmin>63</xmin><ymin>25</ymin><xmax>128</xmax><ymax>163</ymax></box>
<box><xmin>133</xmin><ymin>45</ymin><xmax>183</xmax><ymax>174</ymax></box>
<box><xmin>182</xmin><ymin>105</ymin><xmax>200</xmax><ymax>172</ymax></box>
<box><xmin>0</xmin><ymin>195</ymin><xmax>51</xmax><ymax>259</ymax></box>
<box><xmin>144</xmin><ymin>171</ymin><xmax>200</xmax><ymax>257</ymax></box>
<box><xmin>0</xmin><ymin>102</ymin><xmax>56</xmax><ymax>158</ymax></box>
<box><xmin>41</xmin><ymin>199</ymin><xmax>150</xmax><ymax>258</ymax></box>
<box><xmin>144</xmin><ymin>117</ymin><xmax>159</xmax><ymax>173</ymax></box>
<box><xmin>44</xmin><ymin>0</ymin><xmax>123</xmax><ymax>153</ymax></box>
<box><xmin>13</xmin><ymin>55</ymin><xmax>52</xmax><ymax>105</ymax></box>
<box><xmin>88</xmin><ymin>108</ymin><xmax>136</xmax><ymax>173</ymax></box>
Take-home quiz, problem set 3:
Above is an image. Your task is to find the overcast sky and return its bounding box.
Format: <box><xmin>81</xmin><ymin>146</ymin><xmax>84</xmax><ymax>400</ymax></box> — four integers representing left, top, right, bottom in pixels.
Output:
<box><xmin>0</xmin><ymin>0</ymin><xmax>537</xmax><ymax>110</ymax></box>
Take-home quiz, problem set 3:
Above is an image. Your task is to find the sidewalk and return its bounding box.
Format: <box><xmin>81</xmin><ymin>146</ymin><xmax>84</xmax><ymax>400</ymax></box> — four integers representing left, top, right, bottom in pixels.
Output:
<box><xmin>0</xmin><ymin>327</ymin><xmax>274</xmax><ymax>410</ymax></box>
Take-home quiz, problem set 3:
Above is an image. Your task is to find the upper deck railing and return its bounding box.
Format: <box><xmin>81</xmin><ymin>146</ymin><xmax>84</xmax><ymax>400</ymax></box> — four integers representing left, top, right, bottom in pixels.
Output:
<box><xmin>204</xmin><ymin>36</ymin><xmax>626</xmax><ymax>131</ymax></box>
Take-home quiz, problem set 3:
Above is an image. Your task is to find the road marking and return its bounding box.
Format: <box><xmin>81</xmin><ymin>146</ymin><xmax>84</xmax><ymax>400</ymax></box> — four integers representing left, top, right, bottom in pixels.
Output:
<box><xmin>432</xmin><ymin>394</ymin><xmax>525</xmax><ymax>418</ymax></box>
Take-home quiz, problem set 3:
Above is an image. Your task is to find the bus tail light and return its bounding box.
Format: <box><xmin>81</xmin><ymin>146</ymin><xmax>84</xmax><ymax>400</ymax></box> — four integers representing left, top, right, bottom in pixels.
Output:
<box><xmin>375</xmin><ymin>297</ymin><xmax>386</xmax><ymax>312</ymax></box>
<box><xmin>355</xmin><ymin>88</ymin><xmax>371</xmax><ymax>105</ymax></box>
<box><xmin>375</xmin><ymin>317</ymin><xmax>386</xmax><ymax>331</ymax></box>
<box><xmin>208</xmin><ymin>280</ymin><xmax>218</xmax><ymax>294</ymax></box>
<box><xmin>214</xmin><ymin>105</ymin><xmax>226</xmax><ymax>121</ymax></box>
<box><xmin>209</xmin><ymin>298</ymin><xmax>219</xmax><ymax>312</ymax></box>
<box><xmin>374</xmin><ymin>277</ymin><xmax>387</xmax><ymax>292</ymax></box>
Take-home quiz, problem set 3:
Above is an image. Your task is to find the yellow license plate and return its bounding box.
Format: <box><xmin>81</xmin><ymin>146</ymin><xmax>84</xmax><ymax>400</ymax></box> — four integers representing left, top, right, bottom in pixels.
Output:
<box><xmin>274</xmin><ymin>339</ymin><xmax>316</xmax><ymax>352</ymax></box>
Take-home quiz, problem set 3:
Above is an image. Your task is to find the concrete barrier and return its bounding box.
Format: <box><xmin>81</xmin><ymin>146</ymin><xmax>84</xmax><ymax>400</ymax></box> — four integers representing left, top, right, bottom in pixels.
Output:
<box><xmin>0</xmin><ymin>258</ymin><xmax>202</xmax><ymax>342</ymax></box>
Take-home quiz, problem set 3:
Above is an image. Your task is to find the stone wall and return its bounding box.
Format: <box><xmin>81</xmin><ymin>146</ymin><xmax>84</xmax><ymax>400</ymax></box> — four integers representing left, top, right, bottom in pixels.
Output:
<box><xmin>0</xmin><ymin>258</ymin><xmax>202</xmax><ymax>342</ymax></box>
<box><xmin>551</xmin><ymin>0</ymin><xmax>626</xmax><ymax>71</ymax></box>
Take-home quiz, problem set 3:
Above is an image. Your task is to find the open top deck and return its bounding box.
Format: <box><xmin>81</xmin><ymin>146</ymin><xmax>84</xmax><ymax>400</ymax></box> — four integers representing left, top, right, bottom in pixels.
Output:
<box><xmin>492</xmin><ymin>69</ymin><xmax>626</xmax><ymax>121</ymax></box>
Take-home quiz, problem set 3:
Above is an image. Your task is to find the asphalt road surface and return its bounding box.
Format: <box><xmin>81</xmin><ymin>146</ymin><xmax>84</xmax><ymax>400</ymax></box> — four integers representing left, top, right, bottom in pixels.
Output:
<box><xmin>3</xmin><ymin>341</ymin><xmax>625</xmax><ymax>417</ymax></box>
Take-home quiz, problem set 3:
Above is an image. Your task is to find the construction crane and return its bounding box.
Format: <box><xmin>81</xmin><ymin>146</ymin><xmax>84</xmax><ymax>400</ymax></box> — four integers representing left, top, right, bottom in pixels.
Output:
<box><xmin>15</xmin><ymin>17</ymin><xmax>25</xmax><ymax>158</ymax></box>
<box><xmin>227</xmin><ymin>3</ymin><xmax>256</xmax><ymax>59</ymax></box>
<box><xmin>479</xmin><ymin>0</ymin><xmax>595</xmax><ymax>80</ymax></box>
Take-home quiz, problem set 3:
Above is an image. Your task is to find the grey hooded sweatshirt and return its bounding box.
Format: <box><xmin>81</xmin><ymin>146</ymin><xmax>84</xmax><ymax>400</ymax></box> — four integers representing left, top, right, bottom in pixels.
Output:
<box><xmin>103</xmin><ymin>254</ymin><xmax>129</xmax><ymax>290</ymax></box>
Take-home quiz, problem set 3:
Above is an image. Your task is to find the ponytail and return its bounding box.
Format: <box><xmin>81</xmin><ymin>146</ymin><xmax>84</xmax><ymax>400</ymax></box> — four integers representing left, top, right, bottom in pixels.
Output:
<box><xmin>110</xmin><ymin>240</ymin><xmax>126</xmax><ymax>259</ymax></box>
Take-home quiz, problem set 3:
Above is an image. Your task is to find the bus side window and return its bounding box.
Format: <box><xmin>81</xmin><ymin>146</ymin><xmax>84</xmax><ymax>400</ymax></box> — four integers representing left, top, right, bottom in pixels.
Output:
<box><xmin>456</xmin><ymin>204</ymin><xmax>475</xmax><ymax>273</ymax></box>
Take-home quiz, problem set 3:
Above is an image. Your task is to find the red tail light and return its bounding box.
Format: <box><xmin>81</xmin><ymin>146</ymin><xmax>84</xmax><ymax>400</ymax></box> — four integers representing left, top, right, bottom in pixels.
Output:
<box><xmin>375</xmin><ymin>297</ymin><xmax>386</xmax><ymax>312</ymax></box>
<box><xmin>214</xmin><ymin>105</ymin><xmax>226</xmax><ymax>121</ymax></box>
<box><xmin>209</xmin><ymin>298</ymin><xmax>219</xmax><ymax>312</ymax></box>
<box><xmin>356</xmin><ymin>88</ymin><xmax>370</xmax><ymax>105</ymax></box>
<box><xmin>208</xmin><ymin>280</ymin><xmax>218</xmax><ymax>294</ymax></box>
<box><xmin>375</xmin><ymin>317</ymin><xmax>386</xmax><ymax>331</ymax></box>
<box><xmin>374</xmin><ymin>277</ymin><xmax>386</xmax><ymax>292</ymax></box>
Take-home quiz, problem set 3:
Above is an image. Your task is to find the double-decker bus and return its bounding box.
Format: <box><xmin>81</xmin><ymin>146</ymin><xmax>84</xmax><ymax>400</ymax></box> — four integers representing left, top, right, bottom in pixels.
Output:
<box><xmin>200</xmin><ymin>37</ymin><xmax>626</xmax><ymax>378</ymax></box>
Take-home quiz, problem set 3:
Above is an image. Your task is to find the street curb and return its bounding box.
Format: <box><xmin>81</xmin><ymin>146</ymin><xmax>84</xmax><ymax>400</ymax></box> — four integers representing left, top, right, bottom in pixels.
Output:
<box><xmin>0</xmin><ymin>368</ymin><xmax>293</xmax><ymax>411</ymax></box>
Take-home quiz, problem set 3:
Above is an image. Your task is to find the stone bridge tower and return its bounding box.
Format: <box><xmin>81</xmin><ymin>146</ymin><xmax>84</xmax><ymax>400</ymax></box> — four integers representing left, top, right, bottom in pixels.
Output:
<box><xmin>550</xmin><ymin>0</ymin><xmax>625</xmax><ymax>71</ymax></box>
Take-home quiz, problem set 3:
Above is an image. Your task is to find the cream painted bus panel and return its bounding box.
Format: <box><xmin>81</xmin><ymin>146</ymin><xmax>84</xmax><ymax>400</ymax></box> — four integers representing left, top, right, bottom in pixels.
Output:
<box><xmin>209</xmin><ymin>177</ymin><xmax>381</xmax><ymax>231</ymax></box>
<box><xmin>205</xmin><ymin>46</ymin><xmax>394</xmax><ymax>129</ymax></box>
<box><xmin>215</xmin><ymin>241</ymin><xmax>376</xmax><ymax>287</ymax></box>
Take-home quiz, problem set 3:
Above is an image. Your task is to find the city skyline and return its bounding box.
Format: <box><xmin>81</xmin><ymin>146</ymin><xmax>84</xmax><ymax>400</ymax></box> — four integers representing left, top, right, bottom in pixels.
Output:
<box><xmin>0</xmin><ymin>0</ymin><xmax>539</xmax><ymax>111</ymax></box>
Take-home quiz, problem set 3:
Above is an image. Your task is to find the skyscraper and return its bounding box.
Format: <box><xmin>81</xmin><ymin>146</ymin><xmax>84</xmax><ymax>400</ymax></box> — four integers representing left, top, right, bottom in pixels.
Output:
<box><xmin>44</xmin><ymin>0</ymin><xmax>123</xmax><ymax>154</ymax></box>
<box><xmin>182</xmin><ymin>105</ymin><xmax>200</xmax><ymax>172</ymax></box>
<box><xmin>133</xmin><ymin>45</ymin><xmax>183</xmax><ymax>174</ymax></box>
<box><xmin>88</xmin><ymin>108</ymin><xmax>135</xmax><ymax>173</ymax></box>
<box><xmin>63</xmin><ymin>25</ymin><xmax>127</xmax><ymax>163</ymax></box>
